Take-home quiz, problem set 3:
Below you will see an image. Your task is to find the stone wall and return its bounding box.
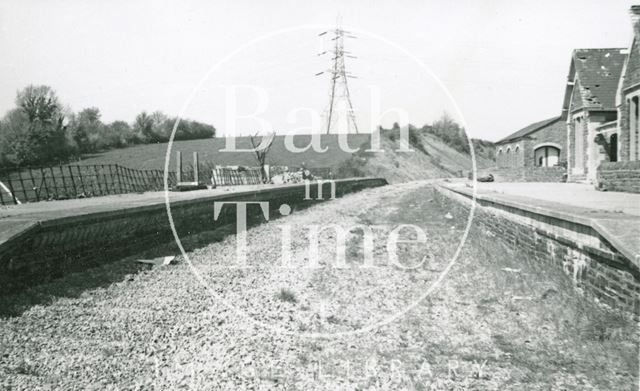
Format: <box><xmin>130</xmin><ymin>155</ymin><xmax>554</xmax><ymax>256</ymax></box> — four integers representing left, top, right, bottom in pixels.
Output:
<box><xmin>495</xmin><ymin>141</ymin><xmax>525</xmax><ymax>168</ymax></box>
<box><xmin>496</xmin><ymin>119</ymin><xmax>566</xmax><ymax>169</ymax></box>
<box><xmin>526</xmin><ymin>119</ymin><xmax>567</xmax><ymax>165</ymax></box>
<box><xmin>476</xmin><ymin>166</ymin><xmax>566</xmax><ymax>182</ymax></box>
<box><xmin>597</xmin><ymin>161</ymin><xmax>640</xmax><ymax>193</ymax></box>
<box><xmin>618</xmin><ymin>96</ymin><xmax>631</xmax><ymax>162</ymax></box>
<box><xmin>433</xmin><ymin>185</ymin><xmax>639</xmax><ymax>316</ymax></box>
<box><xmin>0</xmin><ymin>178</ymin><xmax>387</xmax><ymax>294</ymax></box>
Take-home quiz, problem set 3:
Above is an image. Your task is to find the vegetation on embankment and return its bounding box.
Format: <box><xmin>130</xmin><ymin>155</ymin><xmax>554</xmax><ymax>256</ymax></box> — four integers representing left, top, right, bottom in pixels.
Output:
<box><xmin>336</xmin><ymin>121</ymin><xmax>495</xmax><ymax>182</ymax></box>
<box><xmin>0</xmin><ymin>85</ymin><xmax>215</xmax><ymax>170</ymax></box>
<box><xmin>0</xmin><ymin>84</ymin><xmax>495</xmax><ymax>183</ymax></box>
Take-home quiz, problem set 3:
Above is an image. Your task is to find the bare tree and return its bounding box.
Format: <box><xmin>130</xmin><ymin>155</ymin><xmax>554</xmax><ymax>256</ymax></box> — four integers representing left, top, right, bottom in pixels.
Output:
<box><xmin>249</xmin><ymin>132</ymin><xmax>275</xmax><ymax>183</ymax></box>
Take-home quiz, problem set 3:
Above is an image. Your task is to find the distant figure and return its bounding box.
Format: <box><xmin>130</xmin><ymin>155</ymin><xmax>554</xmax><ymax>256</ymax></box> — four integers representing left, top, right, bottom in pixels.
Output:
<box><xmin>300</xmin><ymin>162</ymin><xmax>312</xmax><ymax>180</ymax></box>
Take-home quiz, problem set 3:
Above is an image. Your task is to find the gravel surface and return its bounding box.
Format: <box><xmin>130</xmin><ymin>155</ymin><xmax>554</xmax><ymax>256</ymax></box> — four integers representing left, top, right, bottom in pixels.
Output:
<box><xmin>0</xmin><ymin>181</ymin><xmax>637</xmax><ymax>390</ymax></box>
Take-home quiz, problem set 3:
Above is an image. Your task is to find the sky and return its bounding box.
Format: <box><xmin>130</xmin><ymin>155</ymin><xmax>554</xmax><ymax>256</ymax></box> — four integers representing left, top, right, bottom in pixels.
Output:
<box><xmin>0</xmin><ymin>0</ymin><xmax>637</xmax><ymax>141</ymax></box>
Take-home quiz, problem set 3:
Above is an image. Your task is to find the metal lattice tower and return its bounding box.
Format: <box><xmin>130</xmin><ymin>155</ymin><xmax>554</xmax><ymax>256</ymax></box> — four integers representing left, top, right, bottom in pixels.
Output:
<box><xmin>316</xmin><ymin>25</ymin><xmax>359</xmax><ymax>134</ymax></box>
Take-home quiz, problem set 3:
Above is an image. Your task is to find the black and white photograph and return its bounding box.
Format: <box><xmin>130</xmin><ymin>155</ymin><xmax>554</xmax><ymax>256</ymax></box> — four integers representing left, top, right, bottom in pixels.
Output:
<box><xmin>0</xmin><ymin>1</ymin><xmax>639</xmax><ymax>389</ymax></box>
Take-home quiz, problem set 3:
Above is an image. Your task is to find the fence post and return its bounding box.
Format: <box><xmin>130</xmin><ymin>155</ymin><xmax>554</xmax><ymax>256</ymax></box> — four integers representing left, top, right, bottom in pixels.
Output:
<box><xmin>17</xmin><ymin>170</ymin><xmax>29</xmax><ymax>202</ymax></box>
<box><xmin>76</xmin><ymin>166</ymin><xmax>87</xmax><ymax>196</ymax></box>
<box><xmin>6</xmin><ymin>176</ymin><xmax>18</xmax><ymax>205</ymax></box>
<box><xmin>38</xmin><ymin>167</ymin><xmax>49</xmax><ymax>200</ymax></box>
<box><xmin>176</xmin><ymin>151</ymin><xmax>182</xmax><ymax>184</ymax></box>
<box><xmin>28</xmin><ymin>168</ymin><xmax>39</xmax><ymax>202</ymax></box>
<box><xmin>67</xmin><ymin>166</ymin><xmax>77</xmax><ymax>198</ymax></box>
<box><xmin>59</xmin><ymin>166</ymin><xmax>69</xmax><ymax>198</ymax></box>
<box><xmin>107</xmin><ymin>165</ymin><xmax>115</xmax><ymax>194</ymax></box>
<box><xmin>193</xmin><ymin>152</ymin><xmax>199</xmax><ymax>184</ymax></box>
<box><xmin>93</xmin><ymin>165</ymin><xmax>102</xmax><ymax>195</ymax></box>
<box><xmin>133</xmin><ymin>168</ymin><xmax>142</xmax><ymax>192</ymax></box>
<box><xmin>115</xmin><ymin>165</ymin><xmax>124</xmax><ymax>193</ymax></box>
<box><xmin>100</xmin><ymin>165</ymin><xmax>108</xmax><ymax>195</ymax></box>
<box><xmin>129</xmin><ymin>167</ymin><xmax>136</xmax><ymax>192</ymax></box>
<box><xmin>136</xmin><ymin>169</ymin><xmax>145</xmax><ymax>192</ymax></box>
<box><xmin>48</xmin><ymin>167</ymin><xmax>56</xmax><ymax>199</ymax></box>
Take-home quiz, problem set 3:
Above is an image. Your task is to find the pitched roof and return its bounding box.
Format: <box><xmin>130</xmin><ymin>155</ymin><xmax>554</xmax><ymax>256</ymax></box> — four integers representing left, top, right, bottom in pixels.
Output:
<box><xmin>571</xmin><ymin>48</ymin><xmax>627</xmax><ymax>111</ymax></box>
<box><xmin>496</xmin><ymin>116</ymin><xmax>561</xmax><ymax>144</ymax></box>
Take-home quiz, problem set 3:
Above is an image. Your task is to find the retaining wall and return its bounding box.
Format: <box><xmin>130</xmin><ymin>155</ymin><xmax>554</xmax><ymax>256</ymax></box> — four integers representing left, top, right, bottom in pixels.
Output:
<box><xmin>0</xmin><ymin>178</ymin><xmax>387</xmax><ymax>294</ymax></box>
<box><xmin>434</xmin><ymin>185</ymin><xmax>640</xmax><ymax>316</ymax></box>
<box><xmin>597</xmin><ymin>161</ymin><xmax>640</xmax><ymax>193</ymax></box>
<box><xmin>476</xmin><ymin>166</ymin><xmax>567</xmax><ymax>182</ymax></box>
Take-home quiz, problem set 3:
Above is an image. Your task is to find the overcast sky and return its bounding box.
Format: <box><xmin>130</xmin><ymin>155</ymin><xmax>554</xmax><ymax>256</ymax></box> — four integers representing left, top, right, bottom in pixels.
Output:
<box><xmin>0</xmin><ymin>0</ymin><xmax>637</xmax><ymax>141</ymax></box>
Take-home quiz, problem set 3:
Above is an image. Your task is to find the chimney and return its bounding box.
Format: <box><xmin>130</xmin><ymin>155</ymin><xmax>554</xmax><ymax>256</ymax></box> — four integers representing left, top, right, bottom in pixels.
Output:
<box><xmin>630</xmin><ymin>6</ymin><xmax>640</xmax><ymax>39</ymax></box>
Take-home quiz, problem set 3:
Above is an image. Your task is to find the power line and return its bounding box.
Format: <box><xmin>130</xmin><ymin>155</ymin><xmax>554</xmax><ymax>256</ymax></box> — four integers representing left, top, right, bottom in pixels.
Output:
<box><xmin>316</xmin><ymin>21</ymin><xmax>359</xmax><ymax>134</ymax></box>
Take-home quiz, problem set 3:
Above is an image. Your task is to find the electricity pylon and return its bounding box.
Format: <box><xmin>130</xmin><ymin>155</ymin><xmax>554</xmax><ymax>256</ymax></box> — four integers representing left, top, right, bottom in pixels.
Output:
<box><xmin>316</xmin><ymin>25</ymin><xmax>359</xmax><ymax>134</ymax></box>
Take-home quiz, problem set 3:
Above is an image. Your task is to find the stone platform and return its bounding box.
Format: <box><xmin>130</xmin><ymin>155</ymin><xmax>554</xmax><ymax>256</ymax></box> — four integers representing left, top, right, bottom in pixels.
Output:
<box><xmin>436</xmin><ymin>180</ymin><xmax>640</xmax><ymax>314</ymax></box>
<box><xmin>0</xmin><ymin>178</ymin><xmax>387</xmax><ymax>293</ymax></box>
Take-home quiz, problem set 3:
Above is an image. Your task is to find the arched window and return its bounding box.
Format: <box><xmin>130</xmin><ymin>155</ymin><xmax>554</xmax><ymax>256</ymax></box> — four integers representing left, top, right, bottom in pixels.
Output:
<box><xmin>506</xmin><ymin>147</ymin><xmax>512</xmax><ymax>167</ymax></box>
<box><xmin>534</xmin><ymin>145</ymin><xmax>560</xmax><ymax>167</ymax></box>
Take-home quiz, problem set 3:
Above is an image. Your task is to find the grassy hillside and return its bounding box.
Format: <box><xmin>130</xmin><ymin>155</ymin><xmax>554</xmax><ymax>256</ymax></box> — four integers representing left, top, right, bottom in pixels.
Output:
<box><xmin>73</xmin><ymin>134</ymin><xmax>371</xmax><ymax>170</ymax></box>
<box><xmin>70</xmin><ymin>131</ymin><xmax>493</xmax><ymax>182</ymax></box>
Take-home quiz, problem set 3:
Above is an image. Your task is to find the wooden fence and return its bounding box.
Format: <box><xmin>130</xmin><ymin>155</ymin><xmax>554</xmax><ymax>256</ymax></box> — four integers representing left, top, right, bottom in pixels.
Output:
<box><xmin>0</xmin><ymin>164</ymin><xmax>176</xmax><ymax>205</ymax></box>
<box><xmin>0</xmin><ymin>163</ymin><xmax>337</xmax><ymax>205</ymax></box>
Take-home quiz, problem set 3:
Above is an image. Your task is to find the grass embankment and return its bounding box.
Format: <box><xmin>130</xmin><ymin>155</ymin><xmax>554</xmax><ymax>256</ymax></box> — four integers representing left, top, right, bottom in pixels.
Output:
<box><xmin>336</xmin><ymin>129</ymin><xmax>495</xmax><ymax>182</ymax></box>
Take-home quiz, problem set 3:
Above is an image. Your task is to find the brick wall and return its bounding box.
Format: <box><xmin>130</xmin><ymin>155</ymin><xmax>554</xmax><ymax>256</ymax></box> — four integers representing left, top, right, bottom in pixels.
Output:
<box><xmin>597</xmin><ymin>161</ymin><xmax>640</xmax><ymax>193</ymax></box>
<box><xmin>434</xmin><ymin>185</ymin><xmax>640</xmax><ymax>316</ymax></box>
<box><xmin>0</xmin><ymin>178</ymin><xmax>387</xmax><ymax>294</ymax></box>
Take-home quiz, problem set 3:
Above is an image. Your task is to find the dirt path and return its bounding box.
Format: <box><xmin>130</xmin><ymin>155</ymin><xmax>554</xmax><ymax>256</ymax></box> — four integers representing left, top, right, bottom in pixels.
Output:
<box><xmin>0</xmin><ymin>181</ymin><xmax>637</xmax><ymax>390</ymax></box>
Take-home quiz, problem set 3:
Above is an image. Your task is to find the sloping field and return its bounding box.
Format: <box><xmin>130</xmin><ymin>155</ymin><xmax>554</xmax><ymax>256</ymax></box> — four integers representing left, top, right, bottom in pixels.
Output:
<box><xmin>72</xmin><ymin>133</ymin><xmax>494</xmax><ymax>174</ymax></box>
<box><xmin>74</xmin><ymin>134</ymin><xmax>372</xmax><ymax>170</ymax></box>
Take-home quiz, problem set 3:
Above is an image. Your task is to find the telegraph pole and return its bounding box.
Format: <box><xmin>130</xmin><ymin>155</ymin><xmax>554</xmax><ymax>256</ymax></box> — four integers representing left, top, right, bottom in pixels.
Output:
<box><xmin>316</xmin><ymin>25</ymin><xmax>359</xmax><ymax>134</ymax></box>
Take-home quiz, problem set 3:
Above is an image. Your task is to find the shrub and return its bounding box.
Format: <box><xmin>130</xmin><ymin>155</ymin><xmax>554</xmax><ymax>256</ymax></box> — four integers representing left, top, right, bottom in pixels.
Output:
<box><xmin>277</xmin><ymin>288</ymin><xmax>297</xmax><ymax>303</ymax></box>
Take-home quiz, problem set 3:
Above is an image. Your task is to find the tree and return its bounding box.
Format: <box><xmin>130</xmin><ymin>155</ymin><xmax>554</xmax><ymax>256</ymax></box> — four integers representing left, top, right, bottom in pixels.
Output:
<box><xmin>16</xmin><ymin>85</ymin><xmax>62</xmax><ymax>124</ymax></box>
<box><xmin>150</xmin><ymin>111</ymin><xmax>169</xmax><ymax>142</ymax></box>
<box><xmin>134</xmin><ymin>111</ymin><xmax>154</xmax><ymax>142</ymax></box>
<box><xmin>8</xmin><ymin>85</ymin><xmax>70</xmax><ymax>165</ymax></box>
<box><xmin>249</xmin><ymin>132</ymin><xmax>275</xmax><ymax>183</ymax></box>
<box><xmin>0</xmin><ymin>108</ymin><xmax>35</xmax><ymax>166</ymax></box>
<box><xmin>427</xmin><ymin>112</ymin><xmax>469</xmax><ymax>154</ymax></box>
<box><xmin>69</xmin><ymin>107</ymin><xmax>103</xmax><ymax>153</ymax></box>
<box><xmin>108</xmin><ymin>120</ymin><xmax>137</xmax><ymax>146</ymax></box>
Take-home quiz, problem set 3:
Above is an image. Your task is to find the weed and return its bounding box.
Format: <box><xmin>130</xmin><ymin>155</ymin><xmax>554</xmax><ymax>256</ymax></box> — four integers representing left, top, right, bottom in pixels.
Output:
<box><xmin>277</xmin><ymin>288</ymin><xmax>297</xmax><ymax>303</ymax></box>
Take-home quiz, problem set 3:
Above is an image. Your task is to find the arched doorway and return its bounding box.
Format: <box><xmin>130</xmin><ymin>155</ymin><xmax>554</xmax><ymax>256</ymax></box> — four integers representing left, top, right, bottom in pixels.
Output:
<box><xmin>534</xmin><ymin>145</ymin><xmax>560</xmax><ymax>167</ymax></box>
